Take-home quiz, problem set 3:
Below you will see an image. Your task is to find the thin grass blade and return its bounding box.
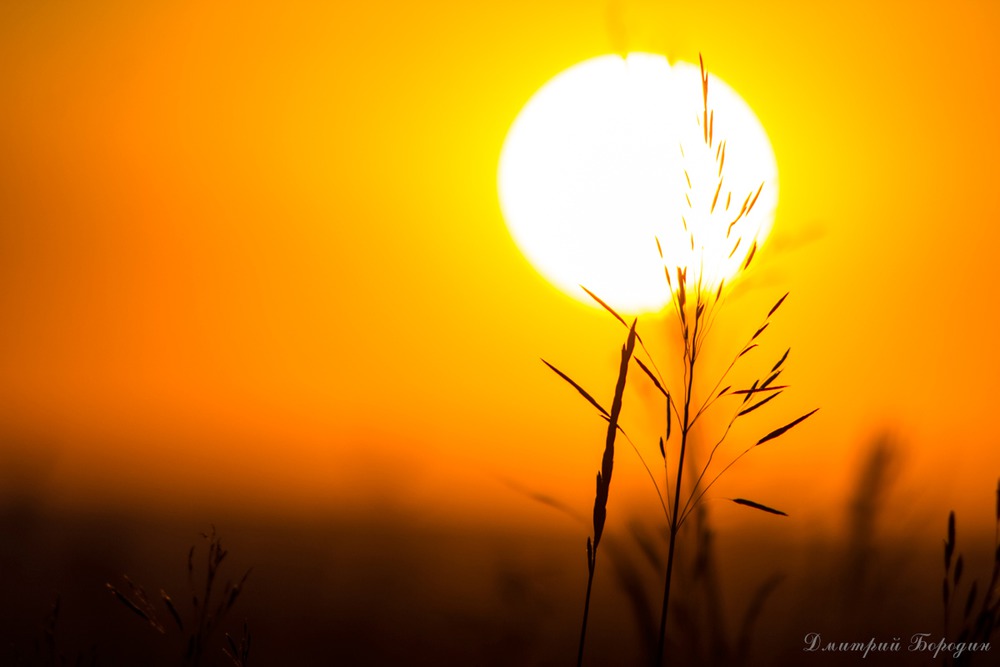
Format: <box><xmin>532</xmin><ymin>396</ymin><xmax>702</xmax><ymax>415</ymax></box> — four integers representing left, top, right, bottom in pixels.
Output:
<box><xmin>767</xmin><ymin>292</ymin><xmax>789</xmax><ymax>318</ymax></box>
<box><xmin>732</xmin><ymin>498</ymin><xmax>787</xmax><ymax>516</ymax></box>
<box><xmin>747</xmin><ymin>182</ymin><xmax>764</xmax><ymax>213</ymax></box>
<box><xmin>107</xmin><ymin>585</ymin><xmax>150</xmax><ymax>622</ymax></box>
<box><xmin>666</xmin><ymin>396</ymin><xmax>672</xmax><ymax>440</ymax></box>
<box><xmin>731</xmin><ymin>385</ymin><xmax>787</xmax><ymax>395</ymax></box>
<box><xmin>771</xmin><ymin>348</ymin><xmax>790</xmax><ymax>373</ymax></box>
<box><xmin>580</xmin><ymin>285</ymin><xmax>626</xmax><ymax>327</ymax></box>
<box><xmin>966</xmin><ymin>581</ymin><xmax>979</xmax><ymax>619</ymax></box>
<box><xmin>161</xmin><ymin>590</ymin><xmax>184</xmax><ymax>632</ymax></box>
<box><xmin>541</xmin><ymin>359</ymin><xmax>609</xmax><ymax>418</ymax></box>
<box><xmin>634</xmin><ymin>357</ymin><xmax>667</xmax><ymax>397</ymax></box>
<box><xmin>946</xmin><ymin>512</ymin><xmax>956</xmax><ymax>571</ymax></box>
<box><xmin>742</xmin><ymin>379</ymin><xmax>760</xmax><ymax>404</ymax></box>
<box><xmin>743</xmin><ymin>240</ymin><xmax>757</xmax><ymax>270</ymax></box>
<box><xmin>755</xmin><ymin>408</ymin><xmax>819</xmax><ymax>446</ymax></box>
<box><xmin>760</xmin><ymin>370</ymin><xmax>782</xmax><ymax>390</ymax></box>
<box><xmin>737</xmin><ymin>391</ymin><xmax>781</xmax><ymax>417</ymax></box>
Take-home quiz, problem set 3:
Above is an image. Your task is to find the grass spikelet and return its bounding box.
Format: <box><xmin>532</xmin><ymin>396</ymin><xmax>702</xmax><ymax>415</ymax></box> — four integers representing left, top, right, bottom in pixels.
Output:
<box><xmin>107</xmin><ymin>584</ymin><xmax>160</xmax><ymax>630</ymax></box>
<box><xmin>731</xmin><ymin>498</ymin><xmax>788</xmax><ymax>516</ymax></box>
<box><xmin>727</xmin><ymin>215</ymin><xmax>740</xmax><ymax>239</ymax></box>
<box><xmin>747</xmin><ymin>182</ymin><xmax>764</xmax><ymax>213</ymax></box>
<box><xmin>666</xmin><ymin>393</ymin><xmax>672</xmax><ymax>440</ymax></box>
<box><xmin>760</xmin><ymin>369</ymin><xmax>781</xmax><ymax>391</ymax></box>
<box><xmin>755</xmin><ymin>409</ymin><xmax>819</xmax><ymax>446</ymax></box>
<box><xmin>110</xmin><ymin>529</ymin><xmax>251</xmax><ymax>667</ymax></box>
<box><xmin>771</xmin><ymin>348</ymin><xmax>790</xmax><ymax>373</ymax></box>
<box><xmin>946</xmin><ymin>512</ymin><xmax>956</xmax><ymax>571</ymax></box>
<box><xmin>699</xmin><ymin>54</ymin><xmax>709</xmax><ymax>139</ymax></box>
<box><xmin>743</xmin><ymin>239</ymin><xmax>757</xmax><ymax>270</ymax></box>
<box><xmin>596</xmin><ymin>320</ymin><xmax>637</xmax><ymax>546</ymax></box>
<box><xmin>162</xmin><ymin>590</ymin><xmax>184</xmax><ymax>632</ymax></box>
<box><xmin>577</xmin><ymin>321</ymin><xmax>637</xmax><ymax>667</ymax></box>
<box><xmin>767</xmin><ymin>292</ymin><xmax>789</xmax><ymax>318</ymax></box>
<box><xmin>939</xmin><ymin>488</ymin><xmax>1000</xmax><ymax>649</ymax></box>
<box><xmin>741</xmin><ymin>379</ymin><xmax>760</xmax><ymax>404</ymax></box>
<box><xmin>223</xmin><ymin>621</ymin><xmax>251</xmax><ymax>667</ymax></box>
<box><xmin>739</xmin><ymin>191</ymin><xmax>751</xmax><ymax>213</ymax></box>
<box><xmin>729</xmin><ymin>238</ymin><xmax>741</xmax><ymax>258</ymax></box>
<box><xmin>737</xmin><ymin>391</ymin><xmax>780</xmax><ymax>417</ymax></box>
<box><xmin>731</xmin><ymin>385</ymin><xmax>787</xmax><ymax>396</ymax></box>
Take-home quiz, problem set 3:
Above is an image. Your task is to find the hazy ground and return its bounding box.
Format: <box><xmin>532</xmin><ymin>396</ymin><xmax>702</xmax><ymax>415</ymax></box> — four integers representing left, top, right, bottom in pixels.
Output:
<box><xmin>2</xmin><ymin>455</ymin><xmax>993</xmax><ymax>667</ymax></box>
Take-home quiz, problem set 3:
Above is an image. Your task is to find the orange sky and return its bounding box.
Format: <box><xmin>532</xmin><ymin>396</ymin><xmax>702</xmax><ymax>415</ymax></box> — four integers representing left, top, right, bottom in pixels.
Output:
<box><xmin>0</xmin><ymin>0</ymin><xmax>998</xmax><ymax>530</ymax></box>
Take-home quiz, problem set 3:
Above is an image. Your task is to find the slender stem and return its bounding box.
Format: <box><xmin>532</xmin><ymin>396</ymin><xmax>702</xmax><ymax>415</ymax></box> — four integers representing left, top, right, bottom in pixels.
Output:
<box><xmin>578</xmin><ymin>560</ymin><xmax>596</xmax><ymax>667</ymax></box>
<box><xmin>656</xmin><ymin>303</ymin><xmax>700</xmax><ymax>666</ymax></box>
<box><xmin>679</xmin><ymin>416</ymin><xmax>738</xmax><ymax>523</ymax></box>
<box><xmin>656</xmin><ymin>522</ymin><xmax>680</xmax><ymax>667</ymax></box>
<box><xmin>682</xmin><ymin>443</ymin><xmax>756</xmax><ymax>527</ymax></box>
<box><xmin>619</xmin><ymin>427</ymin><xmax>670</xmax><ymax>521</ymax></box>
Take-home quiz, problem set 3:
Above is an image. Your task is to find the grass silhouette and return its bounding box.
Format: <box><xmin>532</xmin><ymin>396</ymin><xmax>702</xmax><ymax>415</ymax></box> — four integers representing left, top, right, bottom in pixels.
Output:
<box><xmin>543</xmin><ymin>54</ymin><xmax>816</xmax><ymax>666</ymax></box>
<box><xmin>107</xmin><ymin>527</ymin><xmax>251</xmax><ymax>667</ymax></box>
<box><xmin>941</xmin><ymin>481</ymin><xmax>1000</xmax><ymax>666</ymax></box>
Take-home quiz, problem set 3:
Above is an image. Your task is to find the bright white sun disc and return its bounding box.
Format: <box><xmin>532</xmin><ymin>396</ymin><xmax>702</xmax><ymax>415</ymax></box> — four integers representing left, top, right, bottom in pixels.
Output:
<box><xmin>498</xmin><ymin>53</ymin><xmax>778</xmax><ymax>313</ymax></box>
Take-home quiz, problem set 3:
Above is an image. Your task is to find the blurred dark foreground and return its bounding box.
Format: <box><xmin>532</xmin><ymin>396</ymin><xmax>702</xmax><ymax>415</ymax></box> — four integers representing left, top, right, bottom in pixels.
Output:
<box><xmin>1</xmin><ymin>440</ymin><xmax>997</xmax><ymax>666</ymax></box>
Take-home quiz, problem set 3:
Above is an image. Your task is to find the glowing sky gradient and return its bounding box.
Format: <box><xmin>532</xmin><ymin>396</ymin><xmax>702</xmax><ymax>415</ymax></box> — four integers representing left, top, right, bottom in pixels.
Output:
<box><xmin>0</xmin><ymin>0</ymin><xmax>997</xmax><ymax>527</ymax></box>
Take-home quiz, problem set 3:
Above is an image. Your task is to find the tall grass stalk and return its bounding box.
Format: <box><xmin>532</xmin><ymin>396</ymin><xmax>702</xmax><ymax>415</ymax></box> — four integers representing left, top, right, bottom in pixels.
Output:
<box><xmin>545</xmin><ymin>321</ymin><xmax>637</xmax><ymax>667</ymax></box>
<box><xmin>545</xmin><ymin>54</ymin><xmax>815</xmax><ymax>666</ymax></box>
<box><xmin>647</xmin><ymin>54</ymin><xmax>817</xmax><ymax>667</ymax></box>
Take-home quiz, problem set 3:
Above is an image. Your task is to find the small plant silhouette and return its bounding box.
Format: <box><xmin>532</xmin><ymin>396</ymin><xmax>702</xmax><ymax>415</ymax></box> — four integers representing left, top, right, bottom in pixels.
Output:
<box><xmin>107</xmin><ymin>527</ymin><xmax>251</xmax><ymax>667</ymax></box>
<box><xmin>940</xmin><ymin>480</ymin><xmax>1000</xmax><ymax>666</ymax></box>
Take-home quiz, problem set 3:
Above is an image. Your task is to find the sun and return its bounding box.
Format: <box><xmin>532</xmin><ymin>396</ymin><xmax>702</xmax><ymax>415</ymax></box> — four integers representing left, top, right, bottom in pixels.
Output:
<box><xmin>498</xmin><ymin>53</ymin><xmax>778</xmax><ymax>314</ymax></box>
